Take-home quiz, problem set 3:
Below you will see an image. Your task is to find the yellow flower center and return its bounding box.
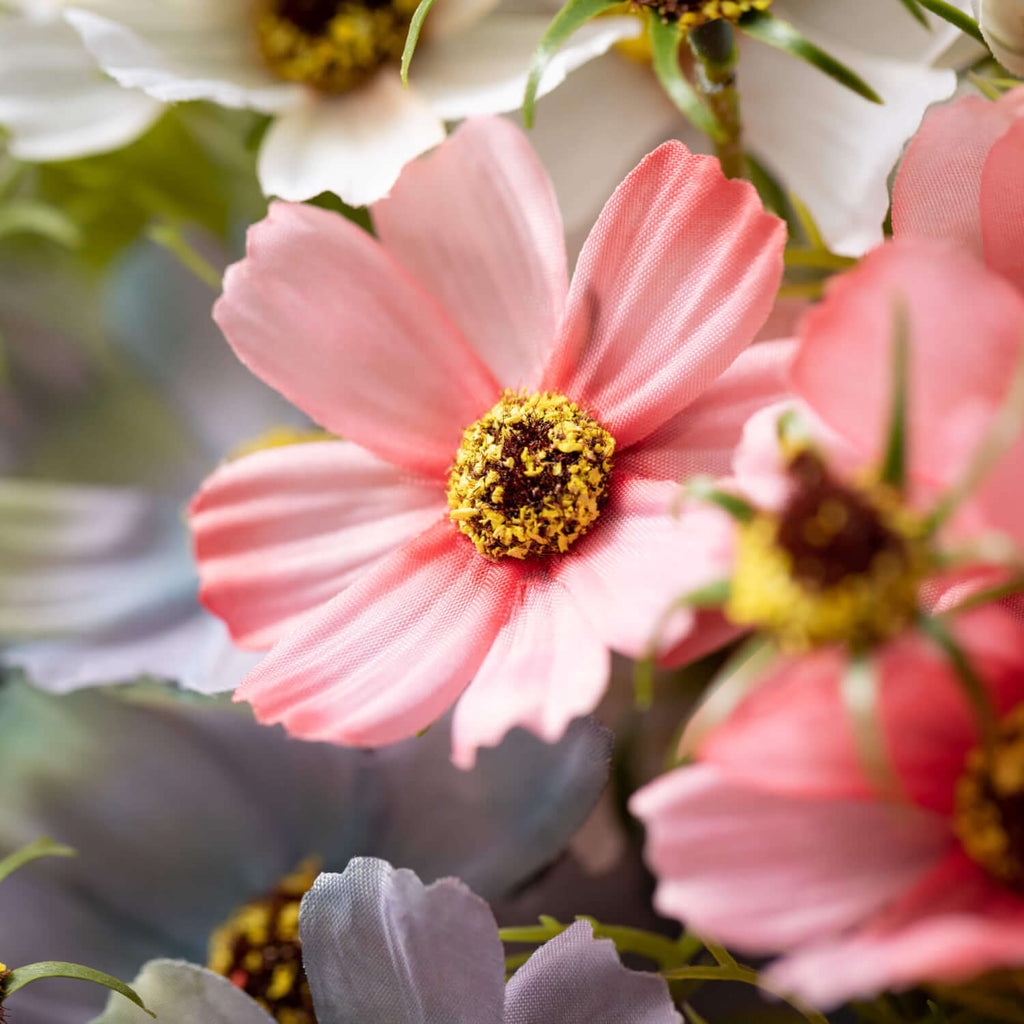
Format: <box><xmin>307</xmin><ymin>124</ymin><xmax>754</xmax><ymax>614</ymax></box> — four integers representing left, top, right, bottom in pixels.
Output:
<box><xmin>725</xmin><ymin>451</ymin><xmax>930</xmax><ymax>651</ymax></box>
<box><xmin>447</xmin><ymin>390</ymin><xmax>615</xmax><ymax>561</ymax></box>
<box><xmin>956</xmin><ymin>705</ymin><xmax>1024</xmax><ymax>890</ymax></box>
<box><xmin>229</xmin><ymin>425</ymin><xmax>334</xmax><ymax>461</ymax></box>
<box><xmin>633</xmin><ymin>0</ymin><xmax>771</xmax><ymax>28</ymax></box>
<box><xmin>255</xmin><ymin>0</ymin><xmax>419</xmax><ymax>93</ymax></box>
<box><xmin>208</xmin><ymin>859</ymin><xmax>320</xmax><ymax>1024</ymax></box>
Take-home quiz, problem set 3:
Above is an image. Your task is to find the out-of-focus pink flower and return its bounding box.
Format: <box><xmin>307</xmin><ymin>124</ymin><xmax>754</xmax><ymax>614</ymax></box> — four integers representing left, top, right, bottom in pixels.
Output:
<box><xmin>189</xmin><ymin>115</ymin><xmax>787</xmax><ymax>767</ymax></box>
<box><xmin>631</xmin><ymin>603</ymin><xmax>1024</xmax><ymax>1007</ymax></box>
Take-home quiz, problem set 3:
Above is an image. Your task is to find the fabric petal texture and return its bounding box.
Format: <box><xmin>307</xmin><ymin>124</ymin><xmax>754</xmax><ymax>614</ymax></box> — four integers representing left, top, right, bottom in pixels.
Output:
<box><xmin>235</xmin><ymin>521</ymin><xmax>521</xmax><ymax>747</ymax></box>
<box><xmin>543</xmin><ymin>141</ymin><xmax>785</xmax><ymax>449</ymax></box>
<box><xmin>191</xmin><ymin>441</ymin><xmax>445</xmax><ymax>650</ymax></box>
<box><xmin>300</xmin><ymin>859</ymin><xmax>507</xmax><ymax>1024</ymax></box>
<box><xmin>373</xmin><ymin>116</ymin><xmax>567</xmax><ymax>391</ymax></box>
<box><xmin>214</xmin><ymin>201</ymin><xmax>498</xmax><ymax>478</ymax></box>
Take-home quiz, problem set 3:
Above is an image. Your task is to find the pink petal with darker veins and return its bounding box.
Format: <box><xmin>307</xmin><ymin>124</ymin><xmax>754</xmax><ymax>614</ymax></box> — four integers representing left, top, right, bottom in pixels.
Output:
<box><xmin>373</xmin><ymin>117</ymin><xmax>567</xmax><ymax>392</ymax></box>
<box><xmin>542</xmin><ymin>142</ymin><xmax>784</xmax><ymax>450</ymax></box>
<box><xmin>235</xmin><ymin>521</ymin><xmax>521</xmax><ymax>747</ymax></box>
<box><xmin>191</xmin><ymin>441</ymin><xmax>446</xmax><ymax>650</ymax></box>
<box><xmin>214</xmin><ymin>201</ymin><xmax>498</xmax><ymax>479</ymax></box>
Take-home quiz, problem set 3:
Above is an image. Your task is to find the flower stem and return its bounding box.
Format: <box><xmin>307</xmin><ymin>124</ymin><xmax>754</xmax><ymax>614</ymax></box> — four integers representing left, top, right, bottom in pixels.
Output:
<box><xmin>688</xmin><ymin>20</ymin><xmax>745</xmax><ymax>179</ymax></box>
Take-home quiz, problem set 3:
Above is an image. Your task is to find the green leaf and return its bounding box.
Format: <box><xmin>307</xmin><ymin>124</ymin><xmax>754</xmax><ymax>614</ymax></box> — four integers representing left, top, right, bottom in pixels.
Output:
<box><xmin>522</xmin><ymin>0</ymin><xmax>624</xmax><ymax>128</ymax></box>
<box><xmin>401</xmin><ymin>0</ymin><xmax>438</xmax><ymax>84</ymax></box>
<box><xmin>0</xmin><ymin>200</ymin><xmax>81</xmax><ymax>248</ymax></box>
<box><xmin>648</xmin><ymin>13</ymin><xmax>725</xmax><ymax>141</ymax></box>
<box><xmin>2</xmin><ymin>963</ymin><xmax>153</xmax><ymax>1018</ymax></box>
<box><xmin>896</xmin><ymin>0</ymin><xmax>931</xmax><ymax>28</ymax></box>
<box><xmin>738</xmin><ymin>10</ymin><xmax>883</xmax><ymax>104</ymax></box>
<box><xmin>687</xmin><ymin>476</ymin><xmax>755</xmax><ymax>523</ymax></box>
<box><xmin>879</xmin><ymin>299</ymin><xmax>910</xmax><ymax>492</ymax></box>
<box><xmin>744</xmin><ymin>154</ymin><xmax>796</xmax><ymax>229</ymax></box>
<box><xmin>0</xmin><ymin>838</ymin><xmax>76</xmax><ymax>885</ymax></box>
<box><xmin>913</xmin><ymin>0</ymin><xmax>986</xmax><ymax>44</ymax></box>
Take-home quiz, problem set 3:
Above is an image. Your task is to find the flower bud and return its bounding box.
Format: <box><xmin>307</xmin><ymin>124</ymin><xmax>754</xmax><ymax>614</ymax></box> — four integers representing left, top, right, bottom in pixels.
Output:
<box><xmin>978</xmin><ymin>0</ymin><xmax>1024</xmax><ymax>76</ymax></box>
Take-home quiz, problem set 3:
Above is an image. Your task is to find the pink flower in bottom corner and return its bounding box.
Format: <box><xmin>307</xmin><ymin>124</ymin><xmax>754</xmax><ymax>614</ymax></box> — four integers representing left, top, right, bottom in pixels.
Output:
<box><xmin>630</xmin><ymin>603</ymin><xmax>1024</xmax><ymax>1008</ymax></box>
<box><xmin>188</xmin><ymin>115</ymin><xmax>787</xmax><ymax>767</ymax></box>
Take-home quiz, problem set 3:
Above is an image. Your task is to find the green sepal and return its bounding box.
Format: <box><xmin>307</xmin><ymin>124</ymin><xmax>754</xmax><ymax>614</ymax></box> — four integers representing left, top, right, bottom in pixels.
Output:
<box><xmin>738</xmin><ymin>10</ymin><xmax>883</xmax><ymax>104</ymax></box>
<box><xmin>896</xmin><ymin>0</ymin><xmax>931</xmax><ymax>28</ymax></box>
<box><xmin>2</xmin><ymin>963</ymin><xmax>153</xmax><ymax>1018</ymax></box>
<box><xmin>913</xmin><ymin>0</ymin><xmax>986</xmax><ymax>44</ymax></box>
<box><xmin>400</xmin><ymin>0</ymin><xmax>438</xmax><ymax>85</ymax></box>
<box><xmin>522</xmin><ymin>0</ymin><xmax>625</xmax><ymax>128</ymax></box>
<box><xmin>0</xmin><ymin>838</ymin><xmax>76</xmax><ymax>885</ymax></box>
<box><xmin>648</xmin><ymin>13</ymin><xmax>725</xmax><ymax>142</ymax></box>
<box><xmin>687</xmin><ymin>476</ymin><xmax>755</xmax><ymax>523</ymax></box>
<box><xmin>879</xmin><ymin>299</ymin><xmax>910</xmax><ymax>493</ymax></box>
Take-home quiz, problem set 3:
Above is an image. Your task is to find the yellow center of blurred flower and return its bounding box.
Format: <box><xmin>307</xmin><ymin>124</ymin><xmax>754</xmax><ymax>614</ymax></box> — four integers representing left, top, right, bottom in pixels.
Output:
<box><xmin>229</xmin><ymin>425</ymin><xmax>335</xmax><ymax>461</ymax></box>
<box><xmin>447</xmin><ymin>390</ymin><xmax>615</xmax><ymax>561</ymax></box>
<box><xmin>255</xmin><ymin>0</ymin><xmax>419</xmax><ymax>93</ymax></box>
<box><xmin>632</xmin><ymin>0</ymin><xmax>770</xmax><ymax>28</ymax></box>
<box><xmin>208</xmin><ymin>859</ymin><xmax>320</xmax><ymax>1024</ymax></box>
<box><xmin>725</xmin><ymin>450</ymin><xmax>930</xmax><ymax>651</ymax></box>
<box><xmin>956</xmin><ymin>705</ymin><xmax>1024</xmax><ymax>890</ymax></box>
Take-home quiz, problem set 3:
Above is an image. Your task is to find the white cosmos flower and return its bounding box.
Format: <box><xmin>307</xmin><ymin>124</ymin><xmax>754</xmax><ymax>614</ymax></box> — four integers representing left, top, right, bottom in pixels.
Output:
<box><xmin>0</xmin><ymin>0</ymin><xmax>162</xmax><ymax>161</ymax></box>
<box><xmin>63</xmin><ymin>0</ymin><xmax>639</xmax><ymax>205</ymax></box>
<box><xmin>528</xmin><ymin>0</ymin><xmax>973</xmax><ymax>257</ymax></box>
<box><xmin>976</xmin><ymin>0</ymin><xmax>1024</xmax><ymax>74</ymax></box>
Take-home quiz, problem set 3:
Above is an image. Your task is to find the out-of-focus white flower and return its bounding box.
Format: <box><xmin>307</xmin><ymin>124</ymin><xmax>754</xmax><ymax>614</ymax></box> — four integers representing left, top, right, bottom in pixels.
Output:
<box><xmin>0</xmin><ymin>0</ymin><xmax>161</xmax><ymax>160</ymax></box>
<box><xmin>528</xmin><ymin>0</ymin><xmax>972</xmax><ymax>257</ymax></box>
<box><xmin>977</xmin><ymin>0</ymin><xmax>1024</xmax><ymax>74</ymax></box>
<box><xmin>63</xmin><ymin>0</ymin><xmax>638</xmax><ymax>206</ymax></box>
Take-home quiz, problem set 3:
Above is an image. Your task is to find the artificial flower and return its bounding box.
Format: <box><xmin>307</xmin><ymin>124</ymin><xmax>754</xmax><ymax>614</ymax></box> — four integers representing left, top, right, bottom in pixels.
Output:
<box><xmin>0</xmin><ymin>677</ymin><xmax>610</xmax><ymax>1024</ymax></box>
<box><xmin>0</xmin><ymin>1</ymin><xmax>161</xmax><ymax>161</ymax></box>
<box><xmin>631</xmin><ymin>603</ymin><xmax>1024</xmax><ymax>1007</ymax></box>
<box><xmin>63</xmin><ymin>0</ymin><xmax>637</xmax><ymax>206</ymax></box>
<box><xmin>975</xmin><ymin>0</ymin><xmax>1024</xmax><ymax>74</ymax></box>
<box><xmin>529</xmin><ymin>0</ymin><xmax>969</xmax><ymax>255</ymax></box>
<box><xmin>190</xmin><ymin>114</ymin><xmax>787</xmax><ymax>766</ymax></box>
<box><xmin>94</xmin><ymin>857</ymin><xmax>680</xmax><ymax>1024</ymax></box>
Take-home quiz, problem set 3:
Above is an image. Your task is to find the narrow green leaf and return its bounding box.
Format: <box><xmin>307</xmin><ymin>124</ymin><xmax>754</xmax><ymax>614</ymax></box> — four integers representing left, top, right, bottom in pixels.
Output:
<box><xmin>522</xmin><ymin>0</ymin><xmax>624</xmax><ymax>127</ymax></box>
<box><xmin>400</xmin><ymin>0</ymin><xmax>438</xmax><ymax>85</ymax></box>
<box><xmin>879</xmin><ymin>299</ymin><xmax>910</xmax><ymax>493</ymax></box>
<box><xmin>648</xmin><ymin>13</ymin><xmax>725</xmax><ymax>141</ymax></box>
<box><xmin>147</xmin><ymin>221</ymin><xmax>223</xmax><ymax>291</ymax></box>
<box><xmin>841</xmin><ymin>655</ymin><xmax>905</xmax><ymax>800</ymax></box>
<box><xmin>3</xmin><ymin>963</ymin><xmax>153</xmax><ymax>1018</ymax></box>
<box><xmin>0</xmin><ymin>201</ymin><xmax>81</xmax><ymax>248</ymax></box>
<box><xmin>0</xmin><ymin>838</ymin><xmax>76</xmax><ymax>885</ymax></box>
<box><xmin>687</xmin><ymin>476</ymin><xmax>755</xmax><ymax>523</ymax></box>
<box><xmin>744</xmin><ymin>153</ymin><xmax>796</xmax><ymax>228</ymax></box>
<box><xmin>918</xmin><ymin>614</ymin><xmax>998</xmax><ymax>752</ymax></box>
<box><xmin>896</xmin><ymin>0</ymin><xmax>931</xmax><ymax>28</ymax></box>
<box><xmin>787</xmin><ymin>191</ymin><xmax>825</xmax><ymax>250</ymax></box>
<box><xmin>738</xmin><ymin>10</ymin><xmax>883</xmax><ymax>104</ymax></box>
<box><xmin>914</xmin><ymin>0</ymin><xmax>986</xmax><ymax>43</ymax></box>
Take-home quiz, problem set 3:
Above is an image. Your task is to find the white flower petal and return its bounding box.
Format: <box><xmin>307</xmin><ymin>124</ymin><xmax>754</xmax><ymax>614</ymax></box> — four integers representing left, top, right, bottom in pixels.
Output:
<box><xmin>979</xmin><ymin>0</ymin><xmax>1024</xmax><ymax>75</ymax></box>
<box><xmin>0</xmin><ymin>14</ymin><xmax>160</xmax><ymax>161</ymax></box>
<box><xmin>412</xmin><ymin>14</ymin><xmax>640</xmax><ymax>120</ymax></box>
<box><xmin>740</xmin><ymin>36</ymin><xmax>955</xmax><ymax>255</ymax></box>
<box><xmin>65</xmin><ymin>1</ymin><xmax>299</xmax><ymax>112</ymax></box>
<box><xmin>257</xmin><ymin>71</ymin><xmax>445</xmax><ymax>204</ymax></box>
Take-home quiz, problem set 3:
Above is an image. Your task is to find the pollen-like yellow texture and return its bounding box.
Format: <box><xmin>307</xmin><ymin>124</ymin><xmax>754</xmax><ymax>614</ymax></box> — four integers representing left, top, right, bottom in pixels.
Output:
<box><xmin>639</xmin><ymin>0</ymin><xmax>771</xmax><ymax>29</ymax></box>
<box><xmin>447</xmin><ymin>390</ymin><xmax>615</xmax><ymax>561</ymax></box>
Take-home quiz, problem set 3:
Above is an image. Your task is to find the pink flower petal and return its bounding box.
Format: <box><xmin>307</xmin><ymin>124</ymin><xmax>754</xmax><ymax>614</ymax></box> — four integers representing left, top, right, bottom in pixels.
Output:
<box><xmin>618</xmin><ymin>338</ymin><xmax>795</xmax><ymax>482</ymax></box>
<box><xmin>791</xmin><ymin>239</ymin><xmax>1024</xmax><ymax>492</ymax></box>
<box><xmin>659</xmin><ymin>610</ymin><xmax>744</xmax><ymax>670</ymax></box>
<box><xmin>981</xmin><ymin>114</ymin><xmax>1024</xmax><ymax>295</ymax></box>
<box><xmin>214</xmin><ymin>202</ymin><xmax>499</xmax><ymax>479</ymax></box>
<box><xmin>542</xmin><ymin>142</ymin><xmax>785</xmax><ymax>449</ymax></box>
<box><xmin>235</xmin><ymin>522</ymin><xmax>520</xmax><ymax>747</ymax></box>
<box><xmin>698</xmin><ymin>606</ymin><xmax>1024</xmax><ymax>815</ymax></box>
<box><xmin>450</xmin><ymin>574</ymin><xmax>609</xmax><ymax>769</ymax></box>
<box><xmin>766</xmin><ymin>851</ymin><xmax>1024</xmax><ymax>1007</ymax></box>
<box><xmin>191</xmin><ymin>441</ymin><xmax>446</xmax><ymax>650</ymax></box>
<box><xmin>891</xmin><ymin>92</ymin><xmax>1022</xmax><ymax>260</ymax></box>
<box><xmin>373</xmin><ymin>117</ymin><xmax>567</xmax><ymax>391</ymax></box>
<box><xmin>630</xmin><ymin>764</ymin><xmax>950</xmax><ymax>952</ymax></box>
<box><xmin>552</xmin><ymin>477</ymin><xmax>734</xmax><ymax>659</ymax></box>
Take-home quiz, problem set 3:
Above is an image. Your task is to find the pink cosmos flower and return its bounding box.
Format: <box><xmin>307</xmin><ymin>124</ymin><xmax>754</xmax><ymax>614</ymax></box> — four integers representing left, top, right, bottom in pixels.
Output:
<box><xmin>629</xmin><ymin>232</ymin><xmax>1024</xmax><ymax>1006</ymax></box>
<box><xmin>189</xmin><ymin>115</ymin><xmax>787</xmax><ymax>767</ymax></box>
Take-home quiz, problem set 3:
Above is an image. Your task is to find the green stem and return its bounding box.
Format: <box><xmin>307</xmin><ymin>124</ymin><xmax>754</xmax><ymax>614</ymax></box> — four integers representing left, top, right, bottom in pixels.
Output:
<box><xmin>688</xmin><ymin>20</ymin><xmax>745</xmax><ymax>178</ymax></box>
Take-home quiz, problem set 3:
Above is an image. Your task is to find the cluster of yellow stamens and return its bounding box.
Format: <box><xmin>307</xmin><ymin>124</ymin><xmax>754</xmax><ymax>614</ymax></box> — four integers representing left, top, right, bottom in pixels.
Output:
<box><xmin>725</xmin><ymin>451</ymin><xmax>930</xmax><ymax>651</ymax></box>
<box><xmin>207</xmin><ymin>859</ymin><xmax>320</xmax><ymax>1024</ymax></box>
<box><xmin>256</xmin><ymin>0</ymin><xmax>418</xmax><ymax>93</ymax></box>
<box><xmin>447</xmin><ymin>390</ymin><xmax>615</xmax><ymax>561</ymax></box>
<box><xmin>955</xmin><ymin>705</ymin><xmax>1024</xmax><ymax>890</ymax></box>
<box><xmin>633</xmin><ymin>0</ymin><xmax>771</xmax><ymax>27</ymax></box>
